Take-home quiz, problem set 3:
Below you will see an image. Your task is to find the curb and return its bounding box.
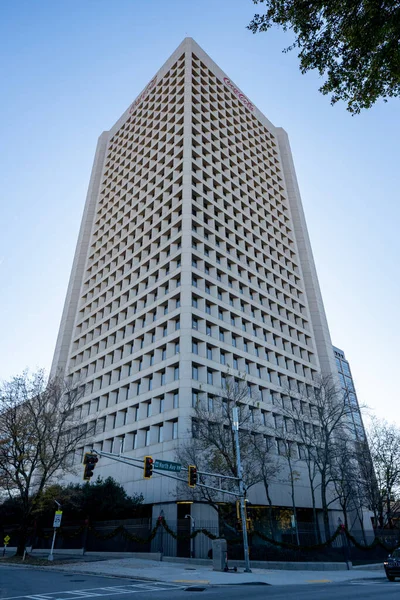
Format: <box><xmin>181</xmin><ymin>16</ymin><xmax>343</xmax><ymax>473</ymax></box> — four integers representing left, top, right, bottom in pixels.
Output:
<box><xmin>0</xmin><ymin>563</ymin><xmax>164</xmax><ymax>583</ymax></box>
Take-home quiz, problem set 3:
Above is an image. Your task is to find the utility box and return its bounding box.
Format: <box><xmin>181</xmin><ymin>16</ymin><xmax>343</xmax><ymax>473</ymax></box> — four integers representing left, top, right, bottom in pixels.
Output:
<box><xmin>212</xmin><ymin>538</ymin><xmax>227</xmax><ymax>571</ymax></box>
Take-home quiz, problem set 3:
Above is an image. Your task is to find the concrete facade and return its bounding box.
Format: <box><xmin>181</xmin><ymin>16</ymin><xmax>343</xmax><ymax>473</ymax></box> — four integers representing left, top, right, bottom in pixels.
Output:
<box><xmin>52</xmin><ymin>38</ymin><xmax>341</xmax><ymax>522</ymax></box>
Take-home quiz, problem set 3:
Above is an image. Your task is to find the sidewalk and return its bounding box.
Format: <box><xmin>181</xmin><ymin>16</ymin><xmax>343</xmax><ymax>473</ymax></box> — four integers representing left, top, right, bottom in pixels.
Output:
<box><xmin>51</xmin><ymin>556</ymin><xmax>386</xmax><ymax>586</ymax></box>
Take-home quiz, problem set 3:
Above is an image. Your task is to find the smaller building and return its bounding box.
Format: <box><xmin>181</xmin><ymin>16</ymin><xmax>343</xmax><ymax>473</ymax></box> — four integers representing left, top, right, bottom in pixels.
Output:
<box><xmin>333</xmin><ymin>345</ymin><xmax>365</xmax><ymax>440</ymax></box>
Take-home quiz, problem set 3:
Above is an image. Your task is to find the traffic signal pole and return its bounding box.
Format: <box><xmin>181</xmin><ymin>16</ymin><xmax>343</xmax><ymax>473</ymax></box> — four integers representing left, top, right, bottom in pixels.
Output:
<box><xmin>91</xmin><ymin>442</ymin><xmax>251</xmax><ymax>572</ymax></box>
<box><xmin>232</xmin><ymin>406</ymin><xmax>252</xmax><ymax>573</ymax></box>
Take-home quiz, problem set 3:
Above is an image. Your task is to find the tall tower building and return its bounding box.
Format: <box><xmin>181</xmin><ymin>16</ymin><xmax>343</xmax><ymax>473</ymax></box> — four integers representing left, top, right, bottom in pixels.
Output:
<box><xmin>51</xmin><ymin>38</ymin><xmax>339</xmax><ymax>525</ymax></box>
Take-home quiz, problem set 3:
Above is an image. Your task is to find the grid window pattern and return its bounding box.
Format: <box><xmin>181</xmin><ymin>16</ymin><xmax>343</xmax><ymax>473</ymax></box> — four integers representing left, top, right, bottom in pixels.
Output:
<box><xmin>57</xmin><ymin>44</ymin><xmax>336</xmax><ymax>468</ymax></box>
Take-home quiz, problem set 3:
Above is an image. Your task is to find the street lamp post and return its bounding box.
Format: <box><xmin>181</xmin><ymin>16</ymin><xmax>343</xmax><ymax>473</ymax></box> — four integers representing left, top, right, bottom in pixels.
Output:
<box><xmin>232</xmin><ymin>407</ymin><xmax>251</xmax><ymax>573</ymax></box>
<box><xmin>185</xmin><ymin>514</ymin><xmax>195</xmax><ymax>558</ymax></box>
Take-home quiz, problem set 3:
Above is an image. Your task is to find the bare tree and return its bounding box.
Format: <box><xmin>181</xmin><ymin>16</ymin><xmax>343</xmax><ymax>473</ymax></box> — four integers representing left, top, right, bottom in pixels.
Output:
<box><xmin>176</xmin><ymin>375</ymin><xmax>278</xmax><ymax>521</ymax></box>
<box><xmin>331</xmin><ymin>439</ymin><xmax>359</xmax><ymax>528</ymax></box>
<box><xmin>355</xmin><ymin>437</ymin><xmax>381</xmax><ymax>528</ymax></box>
<box><xmin>278</xmin><ymin>376</ymin><xmax>356</xmax><ymax>541</ymax></box>
<box><xmin>367</xmin><ymin>418</ymin><xmax>400</xmax><ymax>528</ymax></box>
<box><xmin>0</xmin><ymin>370</ymin><xmax>92</xmax><ymax>555</ymax></box>
<box><xmin>274</xmin><ymin>396</ymin><xmax>322</xmax><ymax>542</ymax></box>
<box><xmin>276</xmin><ymin>433</ymin><xmax>301</xmax><ymax>544</ymax></box>
<box><xmin>247</xmin><ymin>433</ymin><xmax>281</xmax><ymax>538</ymax></box>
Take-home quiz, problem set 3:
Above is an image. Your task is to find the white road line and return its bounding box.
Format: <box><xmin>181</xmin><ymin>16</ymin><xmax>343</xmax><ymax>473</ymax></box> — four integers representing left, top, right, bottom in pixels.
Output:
<box><xmin>1</xmin><ymin>583</ymin><xmax>183</xmax><ymax>600</ymax></box>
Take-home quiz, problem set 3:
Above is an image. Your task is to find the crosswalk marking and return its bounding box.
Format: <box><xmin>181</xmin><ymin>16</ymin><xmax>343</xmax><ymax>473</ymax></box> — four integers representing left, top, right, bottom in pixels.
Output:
<box><xmin>1</xmin><ymin>582</ymin><xmax>184</xmax><ymax>600</ymax></box>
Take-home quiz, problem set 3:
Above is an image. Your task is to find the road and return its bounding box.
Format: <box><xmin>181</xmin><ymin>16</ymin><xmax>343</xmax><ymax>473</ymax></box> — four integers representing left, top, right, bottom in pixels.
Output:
<box><xmin>0</xmin><ymin>567</ymin><xmax>399</xmax><ymax>599</ymax></box>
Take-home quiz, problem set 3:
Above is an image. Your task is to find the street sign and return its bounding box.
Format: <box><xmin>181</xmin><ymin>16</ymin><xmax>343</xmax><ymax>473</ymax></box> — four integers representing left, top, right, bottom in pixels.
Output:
<box><xmin>4</xmin><ymin>535</ymin><xmax>10</xmax><ymax>546</ymax></box>
<box><xmin>53</xmin><ymin>510</ymin><xmax>63</xmax><ymax>528</ymax></box>
<box><xmin>154</xmin><ymin>459</ymin><xmax>182</xmax><ymax>473</ymax></box>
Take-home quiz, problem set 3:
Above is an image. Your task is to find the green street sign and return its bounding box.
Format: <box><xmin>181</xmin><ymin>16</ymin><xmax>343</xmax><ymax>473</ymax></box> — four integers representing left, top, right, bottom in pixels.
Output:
<box><xmin>154</xmin><ymin>459</ymin><xmax>182</xmax><ymax>473</ymax></box>
<box><xmin>4</xmin><ymin>535</ymin><xmax>10</xmax><ymax>545</ymax></box>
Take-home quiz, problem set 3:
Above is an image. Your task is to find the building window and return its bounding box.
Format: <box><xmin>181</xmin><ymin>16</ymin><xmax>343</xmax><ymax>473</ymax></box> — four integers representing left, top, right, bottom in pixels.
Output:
<box><xmin>192</xmin><ymin>365</ymin><xmax>199</xmax><ymax>380</ymax></box>
<box><xmin>174</xmin><ymin>366</ymin><xmax>179</xmax><ymax>381</ymax></box>
<box><xmin>207</xmin><ymin>370</ymin><xmax>213</xmax><ymax>385</ymax></box>
<box><xmin>192</xmin><ymin>391</ymin><xmax>199</xmax><ymax>407</ymax></box>
<box><xmin>207</xmin><ymin>346</ymin><xmax>213</xmax><ymax>360</ymax></box>
<box><xmin>220</xmin><ymin>352</ymin><xmax>226</xmax><ymax>365</ymax></box>
<box><xmin>192</xmin><ymin>340</ymin><xmax>199</xmax><ymax>354</ymax></box>
<box><xmin>172</xmin><ymin>421</ymin><xmax>178</xmax><ymax>439</ymax></box>
<box><xmin>145</xmin><ymin>429</ymin><xmax>150</xmax><ymax>446</ymax></box>
<box><xmin>173</xmin><ymin>391</ymin><xmax>179</xmax><ymax>408</ymax></box>
<box><xmin>147</xmin><ymin>402</ymin><xmax>152</xmax><ymax>418</ymax></box>
<box><xmin>192</xmin><ymin>317</ymin><xmax>199</xmax><ymax>330</ymax></box>
<box><xmin>277</xmin><ymin>439</ymin><xmax>286</xmax><ymax>456</ymax></box>
<box><xmin>161</xmin><ymin>371</ymin><xmax>166</xmax><ymax>385</ymax></box>
<box><xmin>175</xmin><ymin>341</ymin><xmax>180</xmax><ymax>354</ymax></box>
<box><xmin>158</xmin><ymin>425</ymin><xmax>164</xmax><ymax>443</ymax></box>
<box><xmin>160</xmin><ymin>397</ymin><xmax>164</xmax><ymax>413</ymax></box>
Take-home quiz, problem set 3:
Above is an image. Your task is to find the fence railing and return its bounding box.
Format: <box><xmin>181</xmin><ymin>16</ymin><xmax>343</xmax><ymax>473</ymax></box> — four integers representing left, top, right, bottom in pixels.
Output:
<box><xmin>2</xmin><ymin>517</ymin><xmax>399</xmax><ymax>562</ymax></box>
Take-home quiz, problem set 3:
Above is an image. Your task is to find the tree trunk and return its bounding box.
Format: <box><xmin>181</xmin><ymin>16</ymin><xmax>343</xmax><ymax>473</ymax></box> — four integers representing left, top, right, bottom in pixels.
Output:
<box><xmin>16</xmin><ymin>518</ymin><xmax>29</xmax><ymax>557</ymax></box>
<box><xmin>288</xmin><ymin>460</ymin><xmax>300</xmax><ymax>545</ymax></box>
<box><xmin>263</xmin><ymin>478</ymin><xmax>276</xmax><ymax>540</ymax></box>
<box><xmin>320</xmin><ymin>472</ymin><xmax>330</xmax><ymax>542</ymax></box>
<box><xmin>307</xmin><ymin>465</ymin><xmax>320</xmax><ymax>544</ymax></box>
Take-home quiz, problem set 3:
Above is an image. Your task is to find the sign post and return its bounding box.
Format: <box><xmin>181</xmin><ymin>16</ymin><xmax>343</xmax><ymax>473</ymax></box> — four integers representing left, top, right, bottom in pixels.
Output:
<box><xmin>3</xmin><ymin>535</ymin><xmax>10</xmax><ymax>556</ymax></box>
<box><xmin>48</xmin><ymin>510</ymin><xmax>62</xmax><ymax>561</ymax></box>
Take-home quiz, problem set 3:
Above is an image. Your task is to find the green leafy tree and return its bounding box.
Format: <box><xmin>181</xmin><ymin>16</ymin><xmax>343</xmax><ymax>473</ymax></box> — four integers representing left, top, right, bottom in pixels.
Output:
<box><xmin>33</xmin><ymin>477</ymin><xmax>144</xmax><ymax>523</ymax></box>
<box><xmin>248</xmin><ymin>0</ymin><xmax>400</xmax><ymax>114</ymax></box>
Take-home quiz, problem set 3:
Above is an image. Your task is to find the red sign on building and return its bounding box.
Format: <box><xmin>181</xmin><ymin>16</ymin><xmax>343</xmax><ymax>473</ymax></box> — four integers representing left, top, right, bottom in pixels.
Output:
<box><xmin>223</xmin><ymin>77</ymin><xmax>254</xmax><ymax>112</ymax></box>
<box><xmin>129</xmin><ymin>76</ymin><xmax>158</xmax><ymax>114</ymax></box>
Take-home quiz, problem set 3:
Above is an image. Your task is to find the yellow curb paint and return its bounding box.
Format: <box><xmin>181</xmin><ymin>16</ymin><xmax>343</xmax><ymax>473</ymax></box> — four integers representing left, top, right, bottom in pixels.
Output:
<box><xmin>306</xmin><ymin>579</ymin><xmax>332</xmax><ymax>583</ymax></box>
<box><xmin>173</xmin><ymin>579</ymin><xmax>210</xmax><ymax>584</ymax></box>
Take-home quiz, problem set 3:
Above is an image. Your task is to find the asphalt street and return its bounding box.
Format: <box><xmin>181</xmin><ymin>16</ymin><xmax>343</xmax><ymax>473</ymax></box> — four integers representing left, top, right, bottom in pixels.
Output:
<box><xmin>0</xmin><ymin>567</ymin><xmax>399</xmax><ymax>600</ymax></box>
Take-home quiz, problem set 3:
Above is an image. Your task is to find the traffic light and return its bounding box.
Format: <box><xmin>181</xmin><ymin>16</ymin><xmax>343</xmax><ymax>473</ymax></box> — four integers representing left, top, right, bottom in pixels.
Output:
<box><xmin>144</xmin><ymin>456</ymin><xmax>154</xmax><ymax>479</ymax></box>
<box><xmin>188</xmin><ymin>465</ymin><xmax>197</xmax><ymax>488</ymax></box>
<box><xmin>83</xmin><ymin>452</ymin><xmax>98</xmax><ymax>481</ymax></box>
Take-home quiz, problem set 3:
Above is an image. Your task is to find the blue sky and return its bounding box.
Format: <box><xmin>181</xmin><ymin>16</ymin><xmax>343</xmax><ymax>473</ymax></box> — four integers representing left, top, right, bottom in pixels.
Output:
<box><xmin>0</xmin><ymin>0</ymin><xmax>399</xmax><ymax>424</ymax></box>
